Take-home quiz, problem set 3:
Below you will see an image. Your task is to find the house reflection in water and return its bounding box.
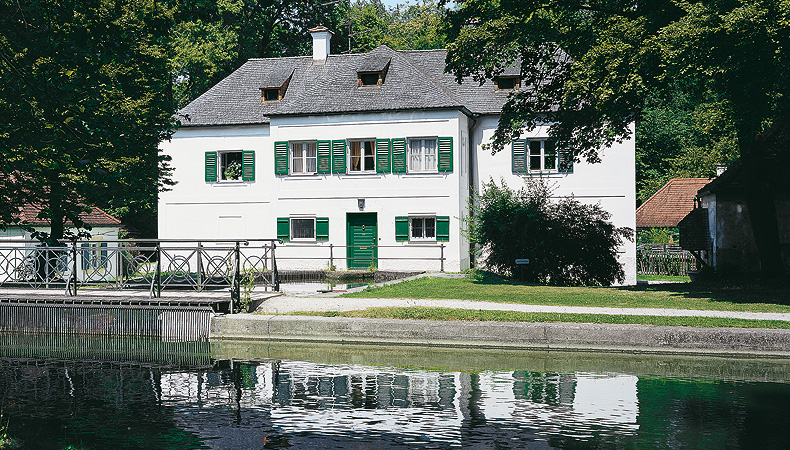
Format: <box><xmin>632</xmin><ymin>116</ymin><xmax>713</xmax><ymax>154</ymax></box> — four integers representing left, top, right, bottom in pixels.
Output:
<box><xmin>158</xmin><ymin>361</ymin><xmax>640</xmax><ymax>445</ymax></box>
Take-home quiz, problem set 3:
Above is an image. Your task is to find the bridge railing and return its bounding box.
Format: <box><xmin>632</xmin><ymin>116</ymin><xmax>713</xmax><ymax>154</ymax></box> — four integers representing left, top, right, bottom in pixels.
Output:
<box><xmin>0</xmin><ymin>239</ymin><xmax>280</xmax><ymax>300</ymax></box>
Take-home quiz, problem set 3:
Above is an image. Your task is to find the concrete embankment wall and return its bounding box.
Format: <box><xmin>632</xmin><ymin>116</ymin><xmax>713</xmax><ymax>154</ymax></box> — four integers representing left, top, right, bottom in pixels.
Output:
<box><xmin>211</xmin><ymin>315</ymin><xmax>790</xmax><ymax>358</ymax></box>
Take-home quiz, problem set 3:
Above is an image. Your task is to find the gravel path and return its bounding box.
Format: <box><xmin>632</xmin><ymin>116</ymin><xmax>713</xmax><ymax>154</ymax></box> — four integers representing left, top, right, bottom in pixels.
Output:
<box><xmin>256</xmin><ymin>296</ymin><xmax>790</xmax><ymax>322</ymax></box>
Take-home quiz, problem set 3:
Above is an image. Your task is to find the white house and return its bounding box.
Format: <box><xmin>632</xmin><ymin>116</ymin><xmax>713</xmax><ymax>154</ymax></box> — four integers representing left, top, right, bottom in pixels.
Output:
<box><xmin>159</xmin><ymin>27</ymin><xmax>636</xmax><ymax>281</ymax></box>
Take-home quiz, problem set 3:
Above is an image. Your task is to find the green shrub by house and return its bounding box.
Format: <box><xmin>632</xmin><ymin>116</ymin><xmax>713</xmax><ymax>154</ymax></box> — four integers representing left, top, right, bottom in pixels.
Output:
<box><xmin>465</xmin><ymin>179</ymin><xmax>633</xmax><ymax>286</ymax></box>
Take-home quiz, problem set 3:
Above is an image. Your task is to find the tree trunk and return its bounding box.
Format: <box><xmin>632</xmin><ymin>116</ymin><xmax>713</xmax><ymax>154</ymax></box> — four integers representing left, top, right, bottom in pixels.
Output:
<box><xmin>48</xmin><ymin>182</ymin><xmax>65</xmax><ymax>242</ymax></box>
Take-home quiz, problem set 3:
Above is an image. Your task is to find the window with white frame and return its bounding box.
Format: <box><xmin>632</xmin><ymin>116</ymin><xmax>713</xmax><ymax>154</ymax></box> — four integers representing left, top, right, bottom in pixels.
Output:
<box><xmin>528</xmin><ymin>139</ymin><xmax>557</xmax><ymax>172</ymax></box>
<box><xmin>290</xmin><ymin>217</ymin><xmax>316</xmax><ymax>240</ymax></box>
<box><xmin>291</xmin><ymin>142</ymin><xmax>317</xmax><ymax>174</ymax></box>
<box><xmin>349</xmin><ymin>140</ymin><xmax>375</xmax><ymax>172</ymax></box>
<box><xmin>220</xmin><ymin>151</ymin><xmax>243</xmax><ymax>181</ymax></box>
<box><xmin>410</xmin><ymin>216</ymin><xmax>436</xmax><ymax>240</ymax></box>
<box><xmin>408</xmin><ymin>138</ymin><xmax>437</xmax><ymax>172</ymax></box>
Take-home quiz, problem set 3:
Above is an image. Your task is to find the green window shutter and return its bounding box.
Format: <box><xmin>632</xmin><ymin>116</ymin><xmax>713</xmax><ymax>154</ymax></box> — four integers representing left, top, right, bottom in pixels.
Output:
<box><xmin>512</xmin><ymin>140</ymin><xmax>526</xmax><ymax>173</ymax></box>
<box><xmin>274</xmin><ymin>141</ymin><xmax>289</xmax><ymax>175</ymax></box>
<box><xmin>558</xmin><ymin>151</ymin><xmax>574</xmax><ymax>173</ymax></box>
<box><xmin>317</xmin><ymin>140</ymin><xmax>332</xmax><ymax>174</ymax></box>
<box><xmin>241</xmin><ymin>150</ymin><xmax>255</xmax><ymax>181</ymax></box>
<box><xmin>391</xmin><ymin>138</ymin><xmax>407</xmax><ymax>173</ymax></box>
<box><xmin>331</xmin><ymin>140</ymin><xmax>346</xmax><ymax>173</ymax></box>
<box><xmin>277</xmin><ymin>217</ymin><xmax>290</xmax><ymax>242</ymax></box>
<box><xmin>375</xmin><ymin>139</ymin><xmax>391</xmax><ymax>173</ymax></box>
<box><xmin>205</xmin><ymin>151</ymin><xmax>217</xmax><ymax>182</ymax></box>
<box><xmin>316</xmin><ymin>217</ymin><xmax>329</xmax><ymax>241</ymax></box>
<box><xmin>438</xmin><ymin>137</ymin><xmax>453</xmax><ymax>172</ymax></box>
<box><xmin>436</xmin><ymin>216</ymin><xmax>450</xmax><ymax>241</ymax></box>
<box><xmin>395</xmin><ymin>216</ymin><xmax>409</xmax><ymax>241</ymax></box>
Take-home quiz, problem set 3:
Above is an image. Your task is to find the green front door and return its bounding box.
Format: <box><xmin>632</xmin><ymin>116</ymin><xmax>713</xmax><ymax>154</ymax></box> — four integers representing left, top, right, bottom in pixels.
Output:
<box><xmin>346</xmin><ymin>213</ymin><xmax>377</xmax><ymax>269</ymax></box>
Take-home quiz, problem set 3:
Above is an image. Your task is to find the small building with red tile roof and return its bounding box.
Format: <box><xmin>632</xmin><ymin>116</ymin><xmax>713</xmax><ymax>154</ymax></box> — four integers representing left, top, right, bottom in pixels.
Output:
<box><xmin>636</xmin><ymin>178</ymin><xmax>712</xmax><ymax>229</ymax></box>
<box><xmin>1</xmin><ymin>203</ymin><xmax>122</xmax><ymax>240</ymax></box>
<box><xmin>15</xmin><ymin>203</ymin><xmax>121</xmax><ymax>227</ymax></box>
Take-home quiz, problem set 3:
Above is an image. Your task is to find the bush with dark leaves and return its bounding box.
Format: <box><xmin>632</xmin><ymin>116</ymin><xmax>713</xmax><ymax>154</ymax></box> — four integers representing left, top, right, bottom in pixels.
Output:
<box><xmin>465</xmin><ymin>179</ymin><xmax>633</xmax><ymax>286</ymax></box>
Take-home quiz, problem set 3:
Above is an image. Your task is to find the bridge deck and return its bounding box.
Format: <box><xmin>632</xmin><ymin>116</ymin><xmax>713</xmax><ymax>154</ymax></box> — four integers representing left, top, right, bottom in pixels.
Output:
<box><xmin>0</xmin><ymin>288</ymin><xmax>280</xmax><ymax>311</ymax></box>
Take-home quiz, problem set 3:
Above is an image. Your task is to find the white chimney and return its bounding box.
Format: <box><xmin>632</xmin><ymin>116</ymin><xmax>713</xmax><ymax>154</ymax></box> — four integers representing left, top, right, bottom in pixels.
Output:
<box><xmin>309</xmin><ymin>26</ymin><xmax>333</xmax><ymax>63</ymax></box>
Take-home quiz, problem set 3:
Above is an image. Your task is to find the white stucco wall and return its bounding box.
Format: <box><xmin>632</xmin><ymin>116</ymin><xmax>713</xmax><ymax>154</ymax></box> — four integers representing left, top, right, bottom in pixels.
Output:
<box><xmin>473</xmin><ymin>117</ymin><xmax>637</xmax><ymax>284</ymax></box>
<box><xmin>159</xmin><ymin>111</ymin><xmax>636</xmax><ymax>281</ymax></box>
<box><xmin>159</xmin><ymin>110</ymin><xmax>470</xmax><ymax>271</ymax></box>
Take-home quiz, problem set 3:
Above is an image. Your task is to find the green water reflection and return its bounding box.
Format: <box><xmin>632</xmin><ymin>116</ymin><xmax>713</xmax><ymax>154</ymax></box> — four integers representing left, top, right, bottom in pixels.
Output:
<box><xmin>0</xmin><ymin>339</ymin><xmax>788</xmax><ymax>449</ymax></box>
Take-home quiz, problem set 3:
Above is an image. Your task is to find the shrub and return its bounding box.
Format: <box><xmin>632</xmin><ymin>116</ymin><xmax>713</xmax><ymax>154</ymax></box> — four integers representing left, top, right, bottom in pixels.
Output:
<box><xmin>465</xmin><ymin>179</ymin><xmax>633</xmax><ymax>286</ymax></box>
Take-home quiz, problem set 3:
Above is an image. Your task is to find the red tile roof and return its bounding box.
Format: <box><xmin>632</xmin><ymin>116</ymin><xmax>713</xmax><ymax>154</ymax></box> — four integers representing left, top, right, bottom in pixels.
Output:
<box><xmin>636</xmin><ymin>178</ymin><xmax>711</xmax><ymax>228</ymax></box>
<box><xmin>16</xmin><ymin>203</ymin><xmax>121</xmax><ymax>227</ymax></box>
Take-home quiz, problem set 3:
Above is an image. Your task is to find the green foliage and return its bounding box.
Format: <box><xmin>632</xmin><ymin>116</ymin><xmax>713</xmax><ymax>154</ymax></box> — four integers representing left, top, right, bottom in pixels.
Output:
<box><xmin>236</xmin><ymin>270</ymin><xmax>257</xmax><ymax>313</ymax></box>
<box><xmin>636</xmin><ymin>84</ymin><xmax>739</xmax><ymax>201</ymax></box>
<box><xmin>0</xmin><ymin>0</ymin><xmax>177</xmax><ymax>240</ymax></box>
<box><xmin>444</xmin><ymin>0</ymin><xmax>789</xmax><ymax>276</ymax></box>
<box><xmin>348</xmin><ymin>0</ymin><xmax>447</xmax><ymax>52</ymax></box>
<box><xmin>223</xmin><ymin>160</ymin><xmax>242</xmax><ymax>180</ymax></box>
<box><xmin>465</xmin><ymin>179</ymin><xmax>633</xmax><ymax>286</ymax></box>
<box><xmin>637</xmin><ymin>228</ymin><xmax>677</xmax><ymax>245</ymax></box>
<box><xmin>167</xmin><ymin>0</ymin><xmax>350</xmax><ymax>107</ymax></box>
<box><xmin>0</xmin><ymin>414</ymin><xmax>20</xmax><ymax>449</ymax></box>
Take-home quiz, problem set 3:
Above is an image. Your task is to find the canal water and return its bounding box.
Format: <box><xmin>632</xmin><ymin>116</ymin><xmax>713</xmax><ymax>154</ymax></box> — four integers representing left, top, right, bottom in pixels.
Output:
<box><xmin>1</xmin><ymin>339</ymin><xmax>789</xmax><ymax>449</ymax></box>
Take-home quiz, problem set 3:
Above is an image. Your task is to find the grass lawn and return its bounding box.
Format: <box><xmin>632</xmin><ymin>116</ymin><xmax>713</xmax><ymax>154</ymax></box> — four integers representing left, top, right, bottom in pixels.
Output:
<box><xmin>341</xmin><ymin>275</ymin><xmax>790</xmax><ymax>313</ymax></box>
<box><xmin>637</xmin><ymin>274</ymin><xmax>691</xmax><ymax>282</ymax></box>
<box><xmin>292</xmin><ymin>307</ymin><xmax>790</xmax><ymax>329</ymax></box>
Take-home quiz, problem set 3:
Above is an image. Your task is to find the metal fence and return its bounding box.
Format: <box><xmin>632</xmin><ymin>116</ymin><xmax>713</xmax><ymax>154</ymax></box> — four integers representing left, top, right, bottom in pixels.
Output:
<box><xmin>637</xmin><ymin>245</ymin><xmax>698</xmax><ymax>276</ymax></box>
<box><xmin>277</xmin><ymin>243</ymin><xmax>447</xmax><ymax>271</ymax></box>
<box><xmin>0</xmin><ymin>239</ymin><xmax>279</xmax><ymax>299</ymax></box>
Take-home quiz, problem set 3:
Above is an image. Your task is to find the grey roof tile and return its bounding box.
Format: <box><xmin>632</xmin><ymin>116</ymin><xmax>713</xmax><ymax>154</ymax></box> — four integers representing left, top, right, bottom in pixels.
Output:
<box><xmin>178</xmin><ymin>45</ymin><xmax>521</xmax><ymax>126</ymax></box>
<box><xmin>357</xmin><ymin>55</ymin><xmax>391</xmax><ymax>73</ymax></box>
<box><xmin>260</xmin><ymin>67</ymin><xmax>294</xmax><ymax>89</ymax></box>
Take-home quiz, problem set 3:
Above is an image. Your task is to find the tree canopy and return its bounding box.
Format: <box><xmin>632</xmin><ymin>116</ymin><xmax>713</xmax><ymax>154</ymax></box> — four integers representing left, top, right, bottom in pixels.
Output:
<box><xmin>0</xmin><ymin>0</ymin><xmax>177</xmax><ymax>240</ymax></box>
<box><xmin>443</xmin><ymin>0</ymin><xmax>790</xmax><ymax>276</ymax></box>
<box><xmin>347</xmin><ymin>0</ymin><xmax>446</xmax><ymax>53</ymax></box>
<box><xmin>168</xmin><ymin>0</ymin><xmax>351</xmax><ymax>108</ymax></box>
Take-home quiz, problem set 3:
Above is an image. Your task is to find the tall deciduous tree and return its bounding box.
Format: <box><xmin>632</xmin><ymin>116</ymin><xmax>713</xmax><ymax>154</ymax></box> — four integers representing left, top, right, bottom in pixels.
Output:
<box><xmin>444</xmin><ymin>0</ymin><xmax>790</xmax><ymax>277</ymax></box>
<box><xmin>168</xmin><ymin>0</ymin><xmax>350</xmax><ymax>107</ymax></box>
<box><xmin>0</xmin><ymin>0</ymin><xmax>177</xmax><ymax>240</ymax></box>
<box><xmin>348</xmin><ymin>0</ymin><xmax>447</xmax><ymax>53</ymax></box>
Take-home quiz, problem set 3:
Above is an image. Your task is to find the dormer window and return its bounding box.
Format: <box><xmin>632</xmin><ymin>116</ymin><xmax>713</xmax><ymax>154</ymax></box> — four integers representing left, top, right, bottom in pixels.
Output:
<box><xmin>495</xmin><ymin>76</ymin><xmax>520</xmax><ymax>91</ymax></box>
<box><xmin>263</xmin><ymin>88</ymin><xmax>281</xmax><ymax>101</ymax></box>
<box><xmin>260</xmin><ymin>68</ymin><xmax>294</xmax><ymax>102</ymax></box>
<box><xmin>357</xmin><ymin>55</ymin><xmax>390</xmax><ymax>88</ymax></box>
<box><xmin>359</xmin><ymin>72</ymin><xmax>382</xmax><ymax>87</ymax></box>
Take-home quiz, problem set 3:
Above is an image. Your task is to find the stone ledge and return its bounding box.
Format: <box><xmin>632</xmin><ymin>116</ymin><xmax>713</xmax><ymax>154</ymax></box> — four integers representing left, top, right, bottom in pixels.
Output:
<box><xmin>211</xmin><ymin>315</ymin><xmax>790</xmax><ymax>358</ymax></box>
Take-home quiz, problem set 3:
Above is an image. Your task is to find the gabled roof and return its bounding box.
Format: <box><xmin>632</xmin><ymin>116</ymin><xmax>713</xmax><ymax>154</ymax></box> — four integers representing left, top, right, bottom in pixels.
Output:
<box><xmin>636</xmin><ymin>178</ymin><xmax>711</xmax><ymax>228</ymax></box>
<box><xmin>16</xmin><ymin>203</ymin><xmax>121</xmax><ymax>227</ymax></box>
<box><xmin>178</xmin><ymin>45</ymin><xmax>524</xmax><ymax>126</ymax></box>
